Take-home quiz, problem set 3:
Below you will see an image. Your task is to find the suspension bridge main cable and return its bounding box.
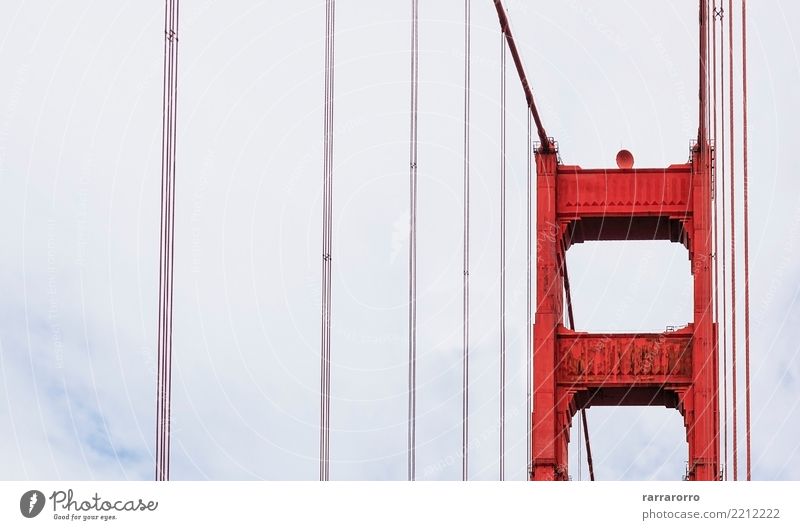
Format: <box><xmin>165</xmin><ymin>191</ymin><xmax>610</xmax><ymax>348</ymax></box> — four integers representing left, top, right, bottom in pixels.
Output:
<box><xmin>407</xmin><ymin>0</ymin><xmax>419</xmax><ymax>482</ymax></box>
<box><xmin>155</xmin><ymin>0</ymin><xmax>179</xmax><ymax>483</ymax></box>
<box><xmin>741</xmin><ymin>0</ymin><xmax>752</xmax><ymax>481</ymax></box>
<box><xmin>319</xmin><ymin>0</ymin><xmax>336</xmax><ymax>482</ymax></box>
<box><xmin>461</xmin><ymin>0</ymin><xmax>471</xmax><ymax>483</ymax></box>
<box><xmin>492</xmin><ymin>1</ymin><xmax>551</xmax><ymax>152</ymax></box>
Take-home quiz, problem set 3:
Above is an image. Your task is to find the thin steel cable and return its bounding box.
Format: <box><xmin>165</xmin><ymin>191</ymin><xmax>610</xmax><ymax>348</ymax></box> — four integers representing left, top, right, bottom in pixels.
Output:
<box><xmin>741</xmin><ymin>0</ymin><xmax>752</xmax><ymax>482</ymax></box>
<box><xmin>711</xmin><ymin>0</ymin><xmax>721</xmax><ymax>480</ymax></box>
<box><xmin>559</xmin><ymin>241</ymin><xmax>594</xmax><ymax>481</ymax></box>
<box><xmin>156</xmin><ymin>0</ymin><xmax>169</xmax><ymax>482</ymax></box>
<box><xmin>578</xmin><ymin>410</ymin><xmax>582</xmax><ymax>481</ymax></box>
<box><xmin>161</xmin><ymin>0</ymin><xmax>176</xmax><ymax>482</ymax></box>
<box><xmin>319</xmin><ymin>1</ymin><xmax>328</xmax><ymax>482</ymax></box>
<box><xmin>728</xmin><ymin>0</ymin><xmax>738</xmax><ymax>482</ymax></box>
<box><xmin>319</xmin><ymin>14</ymin><xmax>326</xmax><ymax>482</ymax></box>
<box><xmin>461</xmin><ymin>0</ymin><xmax>471</xmax><ymax>483</ymax></box>
<box><xmin>700</xmin><ymin>0</ymin><xmax>713</xmax><ymax>473</ymax></box>
<box><xmin>707</xmin><ymin>0</ymin><xmax>713</xmax><ymax>143</ymax></box>
<box><xmin>156</xmin><ymin>0</ymin><xmax>179</xmax><ymax>482</ymax></box>
<box><xmin>326</xmin><ymin>0</ymin><xmax>336</xmax><ymax>482</ymax></box>
<box><xmin>707</xmin><ymin>0</ymin><xmax>722</xmax><ymax>481</ymax></box>
<box><xmin>407</xmin><ymin>0</ymin><xmax>419</xmax><ymax>482</ymax></box>
<box><xmin>499</xmin><ymin>31</ymin><xmax>507</xmax><ymax>482</ymax></box>
<box><xmin>525</xmin><ymin>108</ymin><xmax>532</xmax><ymax>479</ymax></box>
<box><xmin>581</xmin><ymin>409</ymin><xmax>595</xmax><ymax>481</ymax></box>
<box><xmin>715</xmin><ymin>1</ymin><xmax>730</xmax><ymax>481</ymax></box>
<box><xmin>492</xmin><ymin>1</ymin><xmax>550</xmax><ymax>150</ymax></box>
<box><xmin>699</xmin><ymin>0</ymin><xmax>709</xmax><ymax>146</ymax></box>
<box><xmin>319</xmin><ymin>0</ymin><xmax>336</xmax><ymax>482</ymax></box>
<box><xmin>165</xmin><ymin>0</ymin><xmax>179</xmax><ymax>481</ymax></box>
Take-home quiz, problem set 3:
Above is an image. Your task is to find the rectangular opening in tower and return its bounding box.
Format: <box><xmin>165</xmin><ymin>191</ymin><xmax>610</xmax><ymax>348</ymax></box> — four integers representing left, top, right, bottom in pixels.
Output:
<box><xmin>566</xmin><ymin>241</ymin><xmax>693</xmax><ymax>333</ymax></box>
<box><xmin>569</xmin><ymin>406</ymin><xmax>688</xmax><ymax>480</ymax></box>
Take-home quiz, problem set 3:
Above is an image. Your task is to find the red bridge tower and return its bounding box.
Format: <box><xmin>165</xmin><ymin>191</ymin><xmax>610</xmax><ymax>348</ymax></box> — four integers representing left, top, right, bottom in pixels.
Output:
<box><xmin>530</xmin><ymin>141</ymin><xmax>718</xmax><ymax>481</ymax></box>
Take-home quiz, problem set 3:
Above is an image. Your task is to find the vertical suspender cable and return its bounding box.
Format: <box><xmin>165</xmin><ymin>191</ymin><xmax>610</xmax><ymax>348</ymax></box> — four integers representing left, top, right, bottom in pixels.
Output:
<box><xmin>319</xmin><ymin>0</ymin><xmax>336</xmax><ymax>482</ymax></box>
<box><xmin>155</xmin><ymin>0</ymin><xmax>179</xmax><ymax>482</ymax></box>
<box><xmin>499</xmin><ymin>31</ymin><xmax>507</xmax><ymax>482</ymax></box>
<box><xmin>699</xmin><ymin>0</ymin><xmax>712</xmax><ymax>476</ymax></box>
<box><xmin>715</xmin><ymin>1</ymin><xmax>730</xmax><ymax>481</ymax></box>
<box><xmin>705</xmin><ymin>0</ymin><xmax>712</xmax><ymax>144</ymax></box>
<box><xmin>407</xmin><ymin>0</ymin><xmax>419</xmax><ymax>482</ymax></box>
<box><xmin>740</xmin><ymin>0</ymin><xmax>752</xmax><ymax>481</ymax></box>
<box><xmin>727</xmin><ymin>0</ymin><xmax>738</xmax><ymax>482</ymax></box>
<box><xmin>711</xmin><ymin>0</ymin><xmax>721</xmax><ymax>479</ymax></box>
<box><xmin>461</xmin><ymin>0</ymin><xmax>471</xmax><ymax>482</ymax></box>
<box><xmin>526</xmin><ymin>108</ymin><xmax>532</xmax><ymax>479</ymax></box>
<box><xmin>577</xmin><ymin>410</ymin><xmax>582</xmax><ymax>481</ymax></box>
<box><xmin>699</xmin><ymin>0</ymin><xmax>708</xmax><ymax>147</ymax></box>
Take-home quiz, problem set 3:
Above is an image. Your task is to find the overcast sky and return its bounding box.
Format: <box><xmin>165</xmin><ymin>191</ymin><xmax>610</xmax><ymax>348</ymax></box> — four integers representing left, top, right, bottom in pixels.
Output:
<box><xmin>1</xmin><ymin>0</ymin><xmax>798</xmax><ymax>481</ymax></box>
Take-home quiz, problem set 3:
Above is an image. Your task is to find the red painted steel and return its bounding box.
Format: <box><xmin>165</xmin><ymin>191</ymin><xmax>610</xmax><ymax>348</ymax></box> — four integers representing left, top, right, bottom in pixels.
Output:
<box><xmin>556</xmin><ymin>165</ymin><xmax>692</xmax><ymax>220</ymax></box>
<box><xmin>531</xmin><ymin>144</ymin><xmax>718</xmax><ymax>480</ymax></box>
<box><xmin>557</xmin><ymin>327</ymin><xmax>694</xmax><ymax>387</ymax></box>
<box><xmin>529</xmin><ymin>0</ymin><xmax>718</xmax><ymax>481</ymax></box>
